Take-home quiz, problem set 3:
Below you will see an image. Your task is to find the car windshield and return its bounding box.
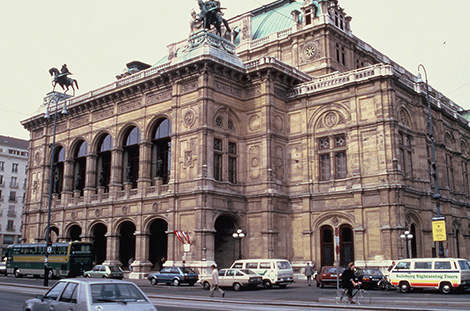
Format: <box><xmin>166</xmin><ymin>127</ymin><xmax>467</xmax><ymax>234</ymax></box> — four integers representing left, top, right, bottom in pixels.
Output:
<box><xmin>361</xmin><ymin>269</ymin><xmax>382</xmax><ymax>276</ymax></box>
<box><xmin>241</xmin><ymin>269</ymin><xmax>257</xmax><ymax>275</ymax></box>
<box><xmin>91</xmin><ymin>284</ymin><xmax>148</xmax><ymax>303</ymax></box>
<box><xmin>276</xmin><ymin>261</ymin><xmax>291</xmax><ymax>270</ymax></box>
<box><xmin>181</xmin><ymin>267</ymin><xmax>196</xmax><ymax>274</ymax></box>
<box><xmin>458</xmin><ymin>260</ymin><xmax>470</xmax><ymax>270</ymax></box>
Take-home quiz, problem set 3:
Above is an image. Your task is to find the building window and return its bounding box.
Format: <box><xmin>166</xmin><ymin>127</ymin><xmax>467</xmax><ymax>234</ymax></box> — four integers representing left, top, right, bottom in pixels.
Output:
<box><xmin>334</xmin><ymin>11</ymin><xmax>345</xmax><ymax>30</ymax></box>
<box><xmin>446</xmin><ymin>154</ymin><xmax>454</xmax><ymax>191</ymax></box>
<box><xmin>0</xmin><ymin>161</ymin><xmax>4</xmax><ymax>171</ymax></box>
<box><xmin>0</xmin><ymin>175</ymin><xmax>3</xmax><ymax>185</ymax></box>
<box><xmin>10</xmin><ymin>176</ymin><xmax>17</xmax><ymax>187</ymax></box>
<box><xmin>8</xmin><ymin>205</ymin><xmax>15</xmax><ymax>217</ymax></box>
<box><xmin>318</xmin><ymin>135</ymin><xmax>347</xmax><ymax>181</ymax></box>
<box><xmin>96</xmin><ymin>134</ymin><xmax>112</xmax><ymax>192</ymax></box>
<box><xmin>7</xmin><ymin>220</ymin><xmax>14</xmax><ymax>231</ymax></box>
<box><xmin>73</xmin><ymin>141</ymin><xmax>87</xmax><ymax>194</ymax></box>
<box><xmin>12</xmin><ymin>163</ymin><xmax>18</xmax><ymax>173</ymax></box>
<box><xmin>335</xmin><ymin>44</ymin><xmax>346</xmax><ymax>66</ymax></box>
<box><xmin>462</xmin><ymin>161</ymin><xmax>469</xmax><ymax>195</ymax></box>
<box><xmin>9</xmin><ymin>191</ymin><xmax>16</xmax><ymax>202</ymax></box>
<box><xmin>399</xmin><ymin>133</ymin><xmax>413</xmax><ymax>178</ymax></box>
<box><xmin>228</xmin><ymin>142</ymin><xmax>237</xmax><ymax>183</ymax></box>
<box><xmin>214</xmin><ymin>138</ymin><xmax>223</xmax><ymax>181</ymax></box>
<box><xmin>151</xmin><ymin>119</ymin><xmax>172</xmax><ymax>184</ymax></box>
<box><xmin>122</xmin><ymin>127</ymin><xmax>140</xmax><ymax>189</ymax></box>
<box><xmin>3</xmin><ymin>235</ymin><xmax>14</xmax><ymax>244</ymax></box>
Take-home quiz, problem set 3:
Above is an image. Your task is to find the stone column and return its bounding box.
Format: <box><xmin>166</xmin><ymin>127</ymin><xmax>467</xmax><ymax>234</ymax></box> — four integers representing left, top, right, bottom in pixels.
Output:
<box><xmin>129</xmin><ymin>231</ymin><xmax>153</xmax><ymax>279</ymax></box>
<box><xmin>84</xmin><ymin>153</ymin><xmax>97</xmax><ymax>198</ymax></box>
<box><xmin>103</xmin><ymin>233</ymin><xmax>122</xmax><ymax>266</ymax></box>
<box><xmin>138</xmin><ymin>140</ymin><xmax>152</xmax><ymax>191</ymax></box>
<box><xmin>109</xmin><ymin>148</ymin><xmax>124</xmax><ymax>195</ymax></box>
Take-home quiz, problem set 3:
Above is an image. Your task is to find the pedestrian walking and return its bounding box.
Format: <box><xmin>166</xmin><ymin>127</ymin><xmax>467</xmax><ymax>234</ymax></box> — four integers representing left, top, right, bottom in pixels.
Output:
<box><xmin>128</xmin><ymin>258</ymin><xmax>134</xmax><ymax>272</ymax></box>
<box><xmin>304</xmin><ymin>262</ymin><xmax>314</xmax><ymax>286</ymax></box>
<box><xmin>209</xmin><ymin>264</ymin><xmax>225</xmax><ymax>298</ymax></box>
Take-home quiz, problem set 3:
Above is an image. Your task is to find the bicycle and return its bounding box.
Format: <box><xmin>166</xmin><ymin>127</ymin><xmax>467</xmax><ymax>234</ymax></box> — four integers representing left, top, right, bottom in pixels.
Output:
<box><xmin>336</xmin><ymin>284</ymin><xmax>371</xmax><ymax>305</ymax></box>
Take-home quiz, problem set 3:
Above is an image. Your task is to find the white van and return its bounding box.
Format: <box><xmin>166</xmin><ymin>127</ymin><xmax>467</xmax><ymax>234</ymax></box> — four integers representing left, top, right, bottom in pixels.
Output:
<box><xmin>230</xmin><ymin>259</ymin><xmax>294</xmax><ymax>288</ymax></box>
<box><xmin>389</xmin><ymin>258</ymin><xmax>470</xmax><ymax>294</ymax></box>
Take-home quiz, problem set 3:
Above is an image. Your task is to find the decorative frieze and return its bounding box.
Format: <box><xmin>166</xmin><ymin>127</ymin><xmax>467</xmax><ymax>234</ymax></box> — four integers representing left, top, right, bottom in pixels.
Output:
<box><xmin>245</xmin><ymin>86</ymin><xmax>261</xmax><ymax>99</ymax></box>
<box><xmin>147</xmin><ymin>89</ymin><xmax>172</xmax><ymax>105</ymax></box>
<box><xmin>71</xmin><ymin>116</ymin><xmax>89</xmax><ymax>129</ymax></box>
<box><xmin>93</xmin><ymin>108</ymin><xmax>114</xmax><ymax>122</ymax></box>
<box><xmin>181</xmin><ymin>79</ymin><xmax>198</xmax><ymax>94</ymax></box>
<box><xmin>214</xmin><ymin>80</ymin><xmax>242</xmax><ymax>98</ymax></box>
<box><xmin>118</xmin><ymin>99</ymin><xmax>141</xmax><ymax>114</ymax></box>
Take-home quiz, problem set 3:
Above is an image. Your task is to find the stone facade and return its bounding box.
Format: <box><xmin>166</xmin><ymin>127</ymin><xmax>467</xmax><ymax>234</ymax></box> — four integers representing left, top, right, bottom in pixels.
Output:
<box><xmin>21</xmin><ymin>0</ymin><xmax>470</xmax><ymax>278</ymax></box>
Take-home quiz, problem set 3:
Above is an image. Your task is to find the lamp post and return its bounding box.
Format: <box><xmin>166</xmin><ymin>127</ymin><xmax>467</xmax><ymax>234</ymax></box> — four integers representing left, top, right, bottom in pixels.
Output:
<box><xmin>232</xmin><ymin>229</ymin><xmax>245</xmax><ymax>259</ymax></box>
<box><xmin>400</xmin><ymin>230</ymin><xmax>414</xmax><ymax>258</ymax></box>
<box><xmin>43</xmin><ymin>91</ymin><xmax>68</xmax><ymax>286</ymax></box>
<box><xmin>417</xmin><ymin>64</ymin><xmax>445</xmax><ymax>258</ymax></box>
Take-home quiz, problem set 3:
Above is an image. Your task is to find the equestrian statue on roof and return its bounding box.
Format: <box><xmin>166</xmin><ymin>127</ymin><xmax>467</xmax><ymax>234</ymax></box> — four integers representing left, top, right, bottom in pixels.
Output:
<box><xmin>194</xmin><ymin>0</ymin><xmax>231</xmax><ymax>36</ymax></box>
<box><xmin>49</xmin><ymin>64</ymin><xmax>79</xmax><ymax>95</ymax></box>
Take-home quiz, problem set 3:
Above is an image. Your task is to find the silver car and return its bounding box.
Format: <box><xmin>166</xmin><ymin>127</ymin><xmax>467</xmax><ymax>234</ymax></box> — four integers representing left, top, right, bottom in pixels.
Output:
<box><xmin>23</xmin><ymin>278</ymin><xmax>157</xmax><ymax>311</ymax></box>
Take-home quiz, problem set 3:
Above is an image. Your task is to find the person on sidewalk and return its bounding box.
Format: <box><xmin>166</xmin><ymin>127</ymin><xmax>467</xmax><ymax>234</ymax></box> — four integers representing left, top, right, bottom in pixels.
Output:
<box><xmin>304</xmin><ymin>262</ymin><xmax>314</xmax><ymax>286</ymax></box>
<box><xmin>209</xmin><ymin>264</ymin><xmax>225</xmax><ymax>298</ymax></box>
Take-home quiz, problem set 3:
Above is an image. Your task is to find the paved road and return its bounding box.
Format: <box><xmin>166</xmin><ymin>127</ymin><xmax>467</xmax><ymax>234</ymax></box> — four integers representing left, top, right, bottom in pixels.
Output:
<box><xmin>2</xmin><ymin>275</ymin><xmax>470</xmax><ymax>311</ymax></box>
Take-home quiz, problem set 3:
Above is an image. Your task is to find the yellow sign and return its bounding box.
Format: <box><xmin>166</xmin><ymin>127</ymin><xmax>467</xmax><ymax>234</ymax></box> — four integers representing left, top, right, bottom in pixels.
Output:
<box><xmin>432</xmin><ymin>217</ymin><xmax>447</xmax><ymax>242</ymax></box>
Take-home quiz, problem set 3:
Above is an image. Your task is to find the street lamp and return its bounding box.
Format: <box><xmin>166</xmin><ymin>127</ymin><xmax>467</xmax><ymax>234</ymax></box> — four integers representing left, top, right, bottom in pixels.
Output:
<box><xmin>417</xmin><ymin>64</ymin><xmax>445</xmax><ymax>258</ymax></box>
<box><xmin>232</xmin><ymin>229</ymin><xmax>245</xmax><ymax>259</ymax></box>
<box><xmin>400</xmin><ymin>230</ymin><xmax>414</xmax><ymax>258</ymax></box>
<box><xmin>43</xmin><ymin>91</ymin><xmax>68</xmax><ymax>286</ymax></box>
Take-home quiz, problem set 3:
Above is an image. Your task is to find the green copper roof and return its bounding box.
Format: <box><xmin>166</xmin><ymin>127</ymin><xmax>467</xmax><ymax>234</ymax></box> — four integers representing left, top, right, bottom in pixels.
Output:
<box><xmin>251</xmin><ymin>1</ymin><xmax>319</xmax><ymax>40</ymax></box>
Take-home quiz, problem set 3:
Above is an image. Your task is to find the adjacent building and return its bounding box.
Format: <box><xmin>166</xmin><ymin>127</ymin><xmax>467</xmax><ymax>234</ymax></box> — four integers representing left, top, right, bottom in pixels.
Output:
<box><xmin>0</xmin><ymin>135</ymin><xmax>28</xmax><ymax>252</ymax></box>
<box><xmin>21</xmin><ymin>0</ymin><xmax>470</xmax><ymax>277</ymax></box>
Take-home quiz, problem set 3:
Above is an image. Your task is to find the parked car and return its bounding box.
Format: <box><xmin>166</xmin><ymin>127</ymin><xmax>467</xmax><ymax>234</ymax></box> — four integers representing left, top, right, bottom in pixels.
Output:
<box><xmin>0</xmin><ymin>261</ymin><xmax>7</xmax><ymax>276</ymax></box>
<box><xmin>230</xmin><ymin>259</ymin><xmax>294</xmax><ymax>288</ymax></box>
<box><xmin>23</xmin><ymin>278</ymin><xmax>157</xmax><ymax>311</ymax></box>
<box><xmin>200</xmin><ymin>268</ymin><xmax>263</xmax><ymax>291</ymax></box>
<box><xmin>316</xmin><ymin>266</ymin><xmax>345</xmax><ymax>288</ymax></box>
<box><xmin>83</xmin><ymin>265</ymin><xmax>123</xmax><ymax>279</ymax></box>
<box><xmin>358</xmin><ymin>268</ymin><xmax>384</xmax><ymax>289</ymax></box>
<box><xmin>148</xmin><ymin>266</ymin><xmax>198</xmax><ymax>286</ymax></box>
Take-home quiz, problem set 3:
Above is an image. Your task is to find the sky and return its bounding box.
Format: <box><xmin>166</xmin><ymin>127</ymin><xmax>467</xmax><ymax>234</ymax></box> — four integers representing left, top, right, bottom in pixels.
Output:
<box><xmin>1</xmin><ymin>0</ymin><xmax>469</xmax><ymax>140</ymax></box>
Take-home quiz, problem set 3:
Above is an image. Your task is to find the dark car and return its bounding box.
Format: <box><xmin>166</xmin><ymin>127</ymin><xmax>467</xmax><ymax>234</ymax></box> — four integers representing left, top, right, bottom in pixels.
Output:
<box><xmin>358</xmin><ymin>268</ymin><xmax>384</xmax><ymax>289</ymax></box>
<box><xmin>316</xmin><ymin>266</ymin><xmax>346</xmax><ymax>288</ymax></box>
<box><xmin>148</xmin><ymin>266</ymin><xmax>198</xmax><ymax>286</ymax></box>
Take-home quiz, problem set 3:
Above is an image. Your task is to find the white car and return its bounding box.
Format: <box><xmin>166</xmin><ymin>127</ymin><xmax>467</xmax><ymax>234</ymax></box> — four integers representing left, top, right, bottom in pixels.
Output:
<box><xmin>23</xmin><ymin>278</ymin><xmax>157</xmax><ymax>311</ymax></box>
<box><xmin>200</xmin><ymin>268</ymin><xmax>263</xmax><ymax>291</ymax></box>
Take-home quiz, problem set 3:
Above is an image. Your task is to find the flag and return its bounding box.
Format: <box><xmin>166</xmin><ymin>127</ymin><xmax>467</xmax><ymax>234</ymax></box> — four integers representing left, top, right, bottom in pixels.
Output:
<box><xmin>174</xmin><ymin>230</ymin><xmax>190</xmax><ymax>244</ymax></box>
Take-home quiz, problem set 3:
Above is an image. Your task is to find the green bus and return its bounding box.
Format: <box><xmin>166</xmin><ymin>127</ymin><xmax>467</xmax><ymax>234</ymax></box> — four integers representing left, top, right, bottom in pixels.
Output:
<box><xmin>5</xmin><ymin>241</ymin><xmax>93</xmax><ymax>278</ymax></box>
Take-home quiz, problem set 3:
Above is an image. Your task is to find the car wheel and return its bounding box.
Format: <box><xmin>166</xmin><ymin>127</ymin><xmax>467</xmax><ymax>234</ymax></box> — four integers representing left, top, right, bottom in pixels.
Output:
<box><xmin>14</xmin><ymin>269</ymin><xmax>22</xmax><ymax>278</ymax></box>
<box><xmin>173</xmin><ymin>278</ymin><xmax>180</xmax><ymax>286</ymax></box>
<box><xmin>203</xmin><ymin>281</ymin><xmax>211</xmax><ymax>290</ymax></box>
<box><xmin>151</xmin><ymin>278</ymin><xmax>158</xmax><ymax>285</ymax></box>
<box><xmin>263</xmin><ymin>280</ymin><xmax>272</xmax><ymax>289</ymax></box>
<box><xmin>399</xmin><ymin>281</ymin><xmax>410</xmax><ymax>293</ymax></box>
<box><xmin>233</xmin><ymin>283</ymin><xmax>242</xmax><ymax>291</ymax></box>
<box><xmin>440</xmin><ymin>282</ymin><xmax>452</xmax><ymax>294</ymax></box>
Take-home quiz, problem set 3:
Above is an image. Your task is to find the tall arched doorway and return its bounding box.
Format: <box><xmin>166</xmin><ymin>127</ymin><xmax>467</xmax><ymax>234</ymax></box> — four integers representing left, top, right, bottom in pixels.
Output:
<box><xmin>68</xmin><ymin>225</ymin><xmax>82</xmax><ymax>241</ymax></box>
<box><xmin>410</xmin><ymin>224</ymin><xmax>417</xmax><ymax>258</ymax></box>
<box><xmin>122</xmin><ymin>127</ymin><xmax>140</xmax><ymax>188</ymax></box>
<box><xmin>320</xmin><ymin>225</ymin><xmax>334</xmax><ymax>266</ymax></box>
<box><xmin>119</xmin><ymin>221</ymin><xmax>136</xmax><ymax>269</ymax></box>
<box><xmin>339</xmin><ymin>224</ymin><xmax>354</xmax><ymax>266</ymax></box>
<box><xmin>91</xmin><ymin>223</ymin><xmax>107</xmax><ymax>264</ymax></box>
<box><xmin>149</xmin><ymin>219</ymin><xmax>168</xmax><ymax>270</ymax></box>
<box><xmin>214</xmin><ymin>216</ymin><xmax>237</xmax><ymax>268</ymax></box>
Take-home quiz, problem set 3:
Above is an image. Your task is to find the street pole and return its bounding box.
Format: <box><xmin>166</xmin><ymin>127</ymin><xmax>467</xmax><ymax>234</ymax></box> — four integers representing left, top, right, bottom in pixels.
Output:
<box><xmin>232</xmin><ymin>229</ymin><xmax>245</xmax><ymax>260</ymax></box>
<box><xmin>43</xmin><ymin>92</ymin><xmax>67</xmax><ymax>286</ymax></box>
<box><xmin>418</xmin><ymin>64</ymin><xmax>444</xmax><ymax>258</ymax></box>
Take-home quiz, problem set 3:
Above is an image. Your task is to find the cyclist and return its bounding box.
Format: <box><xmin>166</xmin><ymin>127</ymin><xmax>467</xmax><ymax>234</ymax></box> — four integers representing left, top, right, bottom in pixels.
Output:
<box><xmin>341</xmin><ymin>262</ymin><xmax>362</xmax><ymax>303</ymax></box>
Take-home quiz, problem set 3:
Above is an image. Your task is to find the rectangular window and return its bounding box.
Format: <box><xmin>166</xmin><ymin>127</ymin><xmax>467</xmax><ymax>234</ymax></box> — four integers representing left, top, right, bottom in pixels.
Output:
<box><xmin>228</xmin><ymin>142</ymin><xmax>237</xmax><ymax>183</ymax></box>
<box><xmin>0</xmin><ymin>161</ymin><xmax>4</xmax><ymax>171</ymax></box>
<box><xmin>10</xmin><ymin>177</ymin><xmax>17</xmax><ymax>187</ymax></box>
<box><xmin>399</xmin><ymin>133</ymin><xmax>413</xmax><ymax>178</ymax></box>
<box><xmin>9</xmin><ymin>191</ymin><xmax>16</xmax><ymax>202</ymax></box>
<box><xmin>12</xmin><ymin>163</ymin><xmax>18</xmax><ymax>173</ymax></box>
<box><xmin>0</xmin><ymin>175</ymin><xmax>3</xmax><ymax>185</ymax></box>
<box><xmin>462</xmin><ymin>161</ymin><xmax>469</xmax><ymax>195</ymax></box>
<box><xmin>3</xmin><ymin>235</ymin><xmax>14</xmax><ymax>244</ymax></box>
<box><xmin>320</xmin><ymin>154</ymin><xmax>331</xmax><ymax>181</ymax></box>
<box><xmin>8</xmin><ymin>205</ymin><xmax>15</xmax><ymax>217</ymax></box>
<box><xmin>335</xmin><ymin>152</ymin><xmax>347</xmax><ymax>179</ymax></box>
<box><xmin>446</xmin><ymin>154</ymin><xmax>454</xmax><ymax>191</ymax></box>
<box><xmin>7</xmin><ymin>220</ymin><xmax>14</xmax><ymax>231</ymax></box>
<box><xmin>214</xmin><ymin>138</ymin><xmax>223</xmax><ymax>181</ymax></box>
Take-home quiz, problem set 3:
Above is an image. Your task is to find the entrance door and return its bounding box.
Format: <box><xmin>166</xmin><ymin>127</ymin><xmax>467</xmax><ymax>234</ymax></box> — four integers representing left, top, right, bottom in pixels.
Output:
<box><xmin>149</xmin><ymin>219</ymin><xmax>168</xmax><ymax>270</ymax></box>
<box><xmin>321</xmin><ymin>226</ymin><xmax>334</xmax><ymax>267</ymax></box>
<box><xmin>339</xmin><ymin>225</ymin><xmax>354</xmax><ymax>266</ymax></box>
<box><xmin>214</xmin><ymin>216</ymin><xmax>237</xmax><ymax>268</ymax></box>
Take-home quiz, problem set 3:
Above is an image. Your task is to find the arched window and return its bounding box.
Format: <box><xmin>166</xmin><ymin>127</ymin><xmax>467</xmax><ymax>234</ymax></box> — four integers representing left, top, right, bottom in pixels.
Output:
<box><xmin>96</xmin><ymin>134</ymin><xmax>112</xmax><ymax>192</ymax></box>
<box><xmin>455</xmin><ymin>229</ymin><xmax>461</xmax><ymax>258</ymax></box>
<box><xmin>73</xmin><ymin>141</ymin><xmax>87</xmax><ymax>194</ymax></box>
<box><xmin>410</xmin><ymin>224</ymin><xmax>417</xmax><ymax>258</ymax></box>
<box><xmin>52</xmin><ymin>146</ymin><xmax>65</xmax><ymax>196</ymax></box>
<box><xmin>151</xmin><ymin>119</ymin><xmax>171</xmax><ymax>184</ymax></box>
<box><xmin>122</xmin><ymin>127</ymin><xmax>140</xmax><ymax>188</ymax></box>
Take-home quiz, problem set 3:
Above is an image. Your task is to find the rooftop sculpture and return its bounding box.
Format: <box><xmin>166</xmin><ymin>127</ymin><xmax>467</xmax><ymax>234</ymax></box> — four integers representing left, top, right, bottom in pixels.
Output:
<box><xmin>192</xmin><ymin>0</ymin><xmax>231</xmax><ymax>36</ymax></box>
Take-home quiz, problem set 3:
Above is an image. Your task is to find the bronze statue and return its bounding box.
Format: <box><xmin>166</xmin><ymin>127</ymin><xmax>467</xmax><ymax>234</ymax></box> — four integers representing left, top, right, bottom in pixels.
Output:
<box><xmin>196</xmin><ymin>0</ymin><xmax>231</xmax><ymax>36</ymax></box>
<box><xmin>49</xmin><ymin>64</ymin><xmax>79</xmax><ymax>95</ymax></box>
